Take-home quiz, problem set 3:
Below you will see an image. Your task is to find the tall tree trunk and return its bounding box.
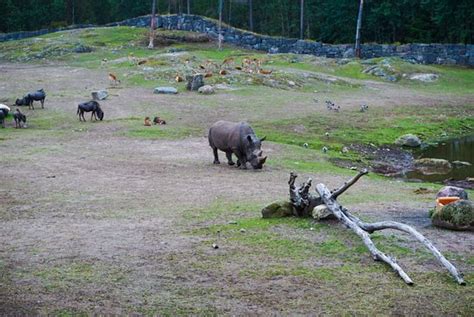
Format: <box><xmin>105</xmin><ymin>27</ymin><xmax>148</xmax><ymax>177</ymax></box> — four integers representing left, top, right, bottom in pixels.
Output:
<box><xmin>148</xmin><ymin>0</ymin><xmax>157</xmax><ymax>49</ymax></box>
<box><xmin>248</xmin><ymin>0</ymin><xmax>253</xmax><ymax>32</ymax></box>
<box><xmin>355</xmin><ymin>0</ymin><xmax>364</xmax><ymax>58</ymax></box>
<box><xmin>300</xmin><ymin>0</ymin><xmax>304</xmax><ymax>39</ymax></box>
<box><xmin>228</xmin><ymin>0</ymin><xmax>231</xmax><ymax>25</ymax></box>
<box><xmin>72</xmin><ymin>0</ymin><xmax>75</xmax><ymax>24</ymax></box>
<box><xmin>187</xmin><ymin>0</ymin><xmax>190</xmax><ymax>14</ymax></box>
<box><xmin>218</xmin><ymin>0</ymin><xmax>223</xmax><ymax>50</ymax></box>
<box><xmin>168</xmin><ymin>0</ymin><xmax>171</xmax><ymax>14</ymax></box>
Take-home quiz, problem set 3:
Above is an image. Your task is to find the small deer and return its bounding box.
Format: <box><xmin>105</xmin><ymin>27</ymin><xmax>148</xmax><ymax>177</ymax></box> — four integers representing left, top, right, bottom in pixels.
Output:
<box><xmin>108</xmin><ymin>73</ymin><xmax>120</xmax><ymax>86</ymax></box>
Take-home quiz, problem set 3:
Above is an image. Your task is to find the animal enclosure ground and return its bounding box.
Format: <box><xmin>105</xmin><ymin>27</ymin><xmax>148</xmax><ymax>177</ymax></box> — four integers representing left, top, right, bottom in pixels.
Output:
<box><xmin>1</xmin><ymin>28</ymin><xmax>474</xmax><ymax>315</ymax></box>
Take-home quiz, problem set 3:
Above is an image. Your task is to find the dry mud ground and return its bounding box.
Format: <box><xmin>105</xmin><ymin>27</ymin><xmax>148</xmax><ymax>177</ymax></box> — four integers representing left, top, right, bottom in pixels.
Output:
<box><xmin>0</xmin><ymin>63</ymin><xmax>473</xmax><ymax>315</ymax></box>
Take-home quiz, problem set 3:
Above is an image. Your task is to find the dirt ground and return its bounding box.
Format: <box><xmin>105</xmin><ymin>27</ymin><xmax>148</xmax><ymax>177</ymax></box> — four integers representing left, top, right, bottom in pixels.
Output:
<box><xmin>0</xmin><ymin>63</ymin><xmax>473</xmax><ymax>315</ymax></box>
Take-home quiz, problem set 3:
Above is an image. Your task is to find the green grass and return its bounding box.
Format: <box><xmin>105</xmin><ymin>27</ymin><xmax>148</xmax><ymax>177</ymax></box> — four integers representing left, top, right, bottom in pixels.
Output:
<box><xmin>122</xmin><ymin>117</ymin><xmax>203</xmax><ymax>140</ymax></box>
<box><xmin>253</xmin><ymin>104</ymin><xmax>473</xmax><ymax>169</ymax></box>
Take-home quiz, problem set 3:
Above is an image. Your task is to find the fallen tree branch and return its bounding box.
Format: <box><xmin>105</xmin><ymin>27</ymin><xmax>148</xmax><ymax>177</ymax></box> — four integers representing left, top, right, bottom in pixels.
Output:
<box><xmin>341</xmin><ymin>209</ymin><xmax>465</xmax><ymax>285</ymax></box>
<box><xmin>316</xmin><ymin>183</ymin><xmax>414</xmax><ymax>285</ymax></box>
<box><xmin>331</xmin><ymin>168</ymin><xmax>368</xmax><ymax>199</ymax></box>
<box><xmin>284</xmin><ymin>170</ymin><xmax>465</xmax><ymax>284</ymax></box>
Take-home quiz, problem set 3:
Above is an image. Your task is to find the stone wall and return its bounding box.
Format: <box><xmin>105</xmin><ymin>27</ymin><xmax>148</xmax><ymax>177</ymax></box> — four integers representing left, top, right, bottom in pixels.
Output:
<box><xmin>2</xmin><ymin>14</ymin><xmax>473</xmax><ymax>66</ymax></box>
<box><xmin>0</xmin><ymin>24</ymin><xmax>94</xmax><ymax>42</ymax></box>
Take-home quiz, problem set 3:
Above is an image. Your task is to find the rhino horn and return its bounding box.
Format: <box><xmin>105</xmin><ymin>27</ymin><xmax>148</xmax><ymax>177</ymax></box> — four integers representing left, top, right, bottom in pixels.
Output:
<box><xmin>258</xmin><ymin>150</ymin><xmax>263</xmax><ymax>156</ymax></box>
<box><xmin>260</xmin><ymin>136</ymin><xmax>266</xmax><ymax>142</ymax></box>
<box><xmin>260</xmin><ymin>156</ymin><xmax>267</xmax><ymax>164</ymax></box>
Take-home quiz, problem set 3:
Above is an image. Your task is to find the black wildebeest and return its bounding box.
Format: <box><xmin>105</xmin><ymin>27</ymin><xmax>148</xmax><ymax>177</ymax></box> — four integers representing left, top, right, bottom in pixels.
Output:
<box><xmin>77</xmin><ymin>101</ymin><xmax>104</xmax><ymax>122</ymax></box>
<box><xmin>16</xmin><ymin>89</ymin><xmax>46</xmax><ymax>110</ymax></box>
<box><xmin>0</xmin><ymin>104</ymin><xmax>11</xmax><ymax>128</ymax></box>
<box><xmin>13</xmin><ymin>108</ymin><xmax>26</xmax><ymax>128</ymax></box>
<box><xmin>0</xmin><ymin>110</ymin><xmax>5</xmax><ymax>128</ymax></box>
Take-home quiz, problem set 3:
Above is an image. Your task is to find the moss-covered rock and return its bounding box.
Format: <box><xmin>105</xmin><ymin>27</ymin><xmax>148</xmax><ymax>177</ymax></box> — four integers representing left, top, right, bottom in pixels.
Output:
<box><xmin>431</xmin><ymin>200</ymin><xmax>474</xmax><ymax>231</ymax></box>
<box><xmin>414</xmin><ymin>158</ymin><xmax>452</xmax><ymax>175</ymax></box>
<box><xmin>261</xmin><ymin>201</ymin><xmax>295</xmax><ymax>218</ymax></box>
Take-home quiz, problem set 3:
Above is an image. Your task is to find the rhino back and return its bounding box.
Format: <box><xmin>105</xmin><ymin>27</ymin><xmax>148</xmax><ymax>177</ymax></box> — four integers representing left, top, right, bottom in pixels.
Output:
<box><xmin>209</xmin><ymin>121</ymin><xmax>243</xmax><ymax>151</ymax></box>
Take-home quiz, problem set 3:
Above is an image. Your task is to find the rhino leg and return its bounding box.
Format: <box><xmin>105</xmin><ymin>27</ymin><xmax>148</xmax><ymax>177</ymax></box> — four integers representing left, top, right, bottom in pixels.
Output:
<box><xmin>233</xmin><ymin>151</ymin><xmax>247</xmax><ymax>169</ymax></box>
<box><xmin>212</xmin><ymin>147</ymin><xmax>220</xmax><ymax>164</ymax></box>
<box><xmin>226</xmin><ymin>151</ymin><xmax>235</xmax><ymax>165</ymax></box>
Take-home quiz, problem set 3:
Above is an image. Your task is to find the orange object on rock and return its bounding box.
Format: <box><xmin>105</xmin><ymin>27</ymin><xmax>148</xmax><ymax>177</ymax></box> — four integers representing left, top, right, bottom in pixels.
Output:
<box><xmin>436</xmin><ymin>197</ymin><xmax>460</xmax><ymax>208</ymax></box>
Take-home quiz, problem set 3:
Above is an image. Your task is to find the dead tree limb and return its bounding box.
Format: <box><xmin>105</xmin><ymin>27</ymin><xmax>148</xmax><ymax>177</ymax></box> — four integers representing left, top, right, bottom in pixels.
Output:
<box><xmin>341</xmin><ymin>209</ymin><xmax>465</xmax><ymax>285</ymax></box>
<box><xmin>286</xmin><ymin>170</ymin><xmax>465</xmax><ymax>285</ymax></box>
<box><xmin>331</xmin><ymin>168</ymin><xmax>368</xmax><ymax>199</ymax></box>
<box><xmin>317</xmin><ymin>183</ymin><xmax>414</xmax><ymax>285</ymax></box>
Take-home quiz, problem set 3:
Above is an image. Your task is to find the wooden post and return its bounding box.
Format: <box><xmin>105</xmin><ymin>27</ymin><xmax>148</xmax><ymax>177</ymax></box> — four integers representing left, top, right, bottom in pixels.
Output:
<box><xmin>187</xmin><ymin>0</ymin><xmax>190</xmax><ymax>14</ymax></box>
<box><xmin>355</xmin><ymin>0</ymin><xmax>364</xmax><ymax>58</ymax></box>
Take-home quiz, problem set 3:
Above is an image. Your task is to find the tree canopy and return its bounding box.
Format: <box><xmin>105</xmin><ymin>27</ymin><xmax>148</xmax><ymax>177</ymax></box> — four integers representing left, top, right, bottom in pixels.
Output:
<box><xmin>1</xmin><ymin>0</ymin><xmax>473</xmax><ymax>44</ymax></box>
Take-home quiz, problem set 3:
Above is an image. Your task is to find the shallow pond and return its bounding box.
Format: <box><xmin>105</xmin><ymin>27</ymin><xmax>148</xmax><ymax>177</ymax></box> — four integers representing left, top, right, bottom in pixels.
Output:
<box><xmin>406</xmin><ymin>134</ymin><xmax>474</xmax><ymax>183</ymax></box>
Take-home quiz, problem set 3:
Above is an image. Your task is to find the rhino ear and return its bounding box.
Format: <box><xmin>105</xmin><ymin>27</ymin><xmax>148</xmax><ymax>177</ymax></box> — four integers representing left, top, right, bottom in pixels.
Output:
<box><xmin>247</xmin><ymin>135</ymin><xmax>253</xmax><ymax>143</ymax></box>
<box><xmin>260</xmin><ymin>136</ymin><xmax>266</xmax><ymax>142</ymax></box>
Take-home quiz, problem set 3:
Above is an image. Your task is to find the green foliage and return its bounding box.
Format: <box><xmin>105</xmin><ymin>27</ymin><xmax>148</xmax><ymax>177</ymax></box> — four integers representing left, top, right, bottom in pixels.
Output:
<box><xmin>1</xmin><ymin>1</ymin><xmax>473</xmax><ymax>44</ymax></box>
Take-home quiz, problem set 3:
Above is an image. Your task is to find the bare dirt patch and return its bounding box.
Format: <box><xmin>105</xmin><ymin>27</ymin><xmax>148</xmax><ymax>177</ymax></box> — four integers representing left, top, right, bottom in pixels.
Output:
<box><xmin>1</xmin><ymin>62</ymin><xmax>473</xmax><ymax>315</ymax></box>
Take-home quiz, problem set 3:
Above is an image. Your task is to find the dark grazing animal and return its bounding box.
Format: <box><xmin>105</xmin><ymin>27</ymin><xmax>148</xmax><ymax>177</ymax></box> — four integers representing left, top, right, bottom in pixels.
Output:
<box><xmin>16</xmin><ymin>89</ymin><xmax>46</xmax><ymax>110</ymax></box>
<box><xmin>77</xmin><ymin>100</ymin><xmax>104</xmax><ymax>122</ymax></box>
<box><xmin>153</xmin><ymin>116</ymin><xmax>166</xmax><ymax>125</ymax></box>
<box><xmin>208</xmin><ymin>120</ymin><xmax>267</xmax><ymax>169</ymax></box>
<box><xmin>0</xmin><ymin>104</ymin><xmax>10</xmax><ymax>128</ymax></box>
<box><xmin>13</xmin><ymin>108</ymin><xmax>26</xmax><ymax>128</ymax></box>
<box><xmin>0</xmin><ymin>110</ymin><xmax>5</xmax><ymax>128</ymax></box>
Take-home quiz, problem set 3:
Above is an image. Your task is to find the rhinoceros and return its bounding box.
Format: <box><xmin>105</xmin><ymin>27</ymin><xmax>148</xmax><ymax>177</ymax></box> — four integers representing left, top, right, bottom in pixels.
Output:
<box><xmin>208</xmin><ymin>120</ymin><xmax>267</xmax><ymax>169</ymax></box>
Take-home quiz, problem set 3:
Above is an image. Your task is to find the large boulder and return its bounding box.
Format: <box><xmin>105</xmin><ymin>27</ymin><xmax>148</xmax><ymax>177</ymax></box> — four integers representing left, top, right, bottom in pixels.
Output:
<box><xmin>186</xmin><ymin>74</ymin><xmax>204</xmax><ymax>91</ymax></box>
<box><xmin>198</xmin><ymin>85</ymin><xmax>215</xmax><ymax>95</ymax></box>
<box><xmin>395</xmin><ymin>134</ymin><xmax>421</xmax><ymax>147</ymax></box>
<box><xmin>414</xmin><ymin>158</ymin><xmax>452</xmax><ymax>175</ymax></box>
<box><xmin>431</xmin><ymin>200</ymin><xmax>474</xmax><ymax>231</ymax></box>
<box><xmin>312</xmin><ymin>204</ymin><xmax>336</xmax><ymax>220</ymax></box>
<box><xmin>409</xmin><ymin>73</ymin><xmax>439</xmax><ymax>82</ymax></box>
<box><xmin>154</xmin><ymin>87</ymin><xmax>178</xmax><ymax>94</ymax></box>
<box><xmin>261</xmin><ymin>201</ymin><xmax>294</xmax><ymax>218</ymax></box>
<box><xmin>91</xmin><ymin>90</ymin><xmax>108</xmax><ymax>100</ymax></box>
<box><xmin>437</xmin><ymin>186</ymin><xmax>468</xmax><ymax>200</ymax></box>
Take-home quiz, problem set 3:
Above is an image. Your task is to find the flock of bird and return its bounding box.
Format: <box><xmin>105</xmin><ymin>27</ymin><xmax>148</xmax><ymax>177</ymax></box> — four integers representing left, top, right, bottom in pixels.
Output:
<box><xmin>307</xmin><ymin>99</ymin><xmax>369</xmax><ymax>153</ymax></box>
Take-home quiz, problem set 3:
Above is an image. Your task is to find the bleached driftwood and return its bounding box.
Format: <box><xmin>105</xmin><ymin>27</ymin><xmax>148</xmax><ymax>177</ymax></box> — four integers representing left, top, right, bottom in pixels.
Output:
<box><xmin>288</xmin><ymin>170</ymin><xmax>465</xmax><ymax>285</ymax></box>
